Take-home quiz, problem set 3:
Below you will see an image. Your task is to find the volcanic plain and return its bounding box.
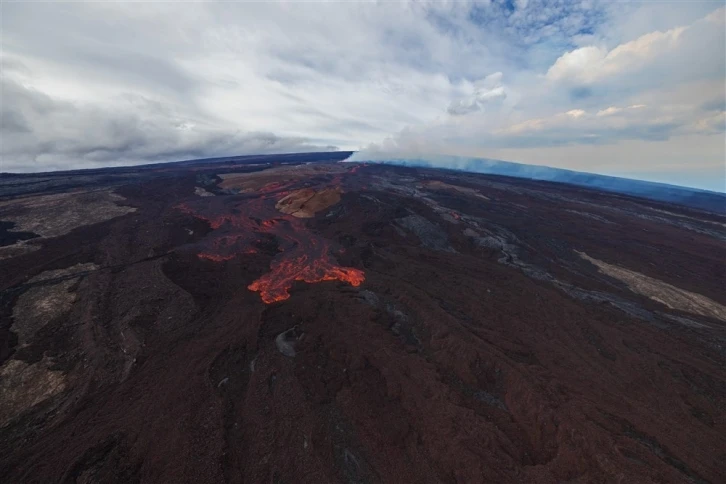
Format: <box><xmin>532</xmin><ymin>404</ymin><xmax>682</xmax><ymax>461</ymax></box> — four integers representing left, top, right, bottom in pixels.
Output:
<box><xmin>0</xmin><ymin>155</ymin><xmax>725</xmax><ymax>483</ymax></box>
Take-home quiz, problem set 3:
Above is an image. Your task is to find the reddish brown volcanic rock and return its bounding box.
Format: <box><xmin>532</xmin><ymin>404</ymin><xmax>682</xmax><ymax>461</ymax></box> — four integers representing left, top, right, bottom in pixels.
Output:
<box><xmin>276</xmin><ymin>187</ymin><xmax>342</xmax><ymax>218</ymax></box>
<box><xmin>1</xmin><ymin>158</ymin><xmax>725</xmax><ymax>483</ymax></box>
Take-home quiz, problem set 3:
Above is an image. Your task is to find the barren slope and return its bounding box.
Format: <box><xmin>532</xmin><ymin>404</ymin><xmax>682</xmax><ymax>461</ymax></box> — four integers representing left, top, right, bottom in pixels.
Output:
<box><xmin>1</xmin><ymin>160</ymin><xmax>725</xmax><ymax>483</ymax></box>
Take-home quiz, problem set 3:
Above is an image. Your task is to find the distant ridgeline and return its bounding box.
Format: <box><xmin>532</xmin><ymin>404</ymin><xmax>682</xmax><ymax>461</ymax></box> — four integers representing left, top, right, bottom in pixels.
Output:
<box><xmin>2</xmin><ymin>150</ymin><xmax>723</xmax><ymax>213</ymax></box>
<box><xmin>0</xmin><ymin>151</ymin><xmax>355</xmax><ymax>178</ymax></box>
<box><xmin>348</xmin><ymin>154</ymin><xmax>726</xmax><ymax>214</ymax></box>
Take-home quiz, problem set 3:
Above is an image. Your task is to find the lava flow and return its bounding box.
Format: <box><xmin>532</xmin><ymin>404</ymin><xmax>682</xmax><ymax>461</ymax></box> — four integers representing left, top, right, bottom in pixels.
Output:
<box><xmin>178</xmin><ymin>170</ymin><xmax>364</xmax><ymax>303</ymax></box>
<box><xmin>248</xmin><ymin>242</ymin><xmax>365</xmax><ymax>303</ymax></box>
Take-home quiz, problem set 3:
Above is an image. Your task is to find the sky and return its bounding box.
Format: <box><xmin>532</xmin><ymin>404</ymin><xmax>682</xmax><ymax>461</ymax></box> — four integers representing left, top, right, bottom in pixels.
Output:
<box><xmin>1</xmin><ymin>1</ymin><xmax>725</xmax><ymax>190</ymax></box>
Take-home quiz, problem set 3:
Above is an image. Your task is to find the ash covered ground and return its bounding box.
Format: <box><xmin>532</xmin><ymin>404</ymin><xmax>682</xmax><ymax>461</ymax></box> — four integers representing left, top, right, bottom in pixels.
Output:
<box><xmin>1</xmin><ymin>154</ymin><xmax>725</xmax><ymax>483</ymax></box>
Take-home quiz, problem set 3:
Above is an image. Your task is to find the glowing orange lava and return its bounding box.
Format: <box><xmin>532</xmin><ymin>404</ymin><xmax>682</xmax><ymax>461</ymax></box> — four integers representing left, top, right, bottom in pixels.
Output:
<box><xmin>248</xmin><ymin>254</ymin><xmax>364</xmax><ymax>303</ymax></box>
<box><xmin>178</xmin><ymin>165</ymin><xmax>365</xmax><ymax>303</ymax></box>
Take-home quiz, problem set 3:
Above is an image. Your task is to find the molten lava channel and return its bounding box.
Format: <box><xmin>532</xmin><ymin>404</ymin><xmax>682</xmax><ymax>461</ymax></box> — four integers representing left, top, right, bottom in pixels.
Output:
<box><xmin>178</xmin><ymin>170</ymin><xmax>365</xmax><ymax>303</ymax></box>
<box><xmin>248</xmin><ymin>252</ymin><xmax>365</xmax><ymax>304</ymax></box>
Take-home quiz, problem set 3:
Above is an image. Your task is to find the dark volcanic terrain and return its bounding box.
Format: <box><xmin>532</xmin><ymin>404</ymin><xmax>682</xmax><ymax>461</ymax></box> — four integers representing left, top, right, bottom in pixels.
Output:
<box><xmin>1</xmin><ymin>155</ymin><xmax>725</xmax><ymax>483</ymax></box>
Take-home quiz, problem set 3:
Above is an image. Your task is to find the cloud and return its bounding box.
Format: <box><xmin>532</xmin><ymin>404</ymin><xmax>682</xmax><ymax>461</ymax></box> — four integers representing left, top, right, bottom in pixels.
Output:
<box><xmin>1</xmin><ymin>2</ymin><xmax>478</xmax><ymax>171</ymax></box>
<box><xmin>353</xmin><ymin>5</ymin><xmax>724</xmax><ymax>188</ymax></box>
<box><xmin>597</xmin><ymin>105</ymin><xmax>645</xmax><ymax>117</ymax></box>
<box><xmin>546</xmin><ymin>27</ymin><xmax>686</xmax><ymax>83</ymax></box>
<box><xmin>495</xmin><ymin>104</ymin><xmax>688</xmax><ymax>143</ymax></box>
<box><xmin>0</xmin><ymin>1</ymin><xmax>724</xmax><ymax>189</ymax></box>
<box><xmin>546</xmin><ymin>7</ymin><xmax>725</xmax><ymax>86</ymax></box>
<box><xmin>447</xmin><ymin>72</ymin><xmax>506</xmax><ymax>115</ymax></box>
<box><xmin>1</xmin><ymin>75</ymin><xmax>333</xmax><ymax>172</ymax></box>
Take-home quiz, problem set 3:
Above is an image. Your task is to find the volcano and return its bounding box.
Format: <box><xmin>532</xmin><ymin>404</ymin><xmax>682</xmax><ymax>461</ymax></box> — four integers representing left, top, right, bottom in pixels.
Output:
<box><xmin>1</xmin><ymin>153</ymin><xmax>725</xmax><ymax>483</ymax></box>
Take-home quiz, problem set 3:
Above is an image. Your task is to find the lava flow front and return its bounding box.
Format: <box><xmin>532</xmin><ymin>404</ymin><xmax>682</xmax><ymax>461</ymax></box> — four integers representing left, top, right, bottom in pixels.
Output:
<box><xmin>248</xmin><ymin>241</ymin><xmax>365</xmax><ymax>303</ymax></box>
<box><xmin>178</xmin><ymin>167</ymin><xmax>364</xmax><ymax>303</ymax></box>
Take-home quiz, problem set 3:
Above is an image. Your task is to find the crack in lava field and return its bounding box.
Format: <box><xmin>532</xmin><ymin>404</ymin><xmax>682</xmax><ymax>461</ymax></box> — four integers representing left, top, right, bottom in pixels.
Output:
<box><xmin>177</xmin><ymin>176</ymin><xmax>364</xmax><ymax>303</ymax></box>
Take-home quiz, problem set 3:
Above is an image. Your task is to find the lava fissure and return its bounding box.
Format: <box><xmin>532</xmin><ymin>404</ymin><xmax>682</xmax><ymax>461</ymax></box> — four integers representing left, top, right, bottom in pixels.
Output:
<box><xmin>179</xmin><ymin>168</ymin><xmax>364</xmax><ymax>303</ymax></box>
